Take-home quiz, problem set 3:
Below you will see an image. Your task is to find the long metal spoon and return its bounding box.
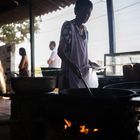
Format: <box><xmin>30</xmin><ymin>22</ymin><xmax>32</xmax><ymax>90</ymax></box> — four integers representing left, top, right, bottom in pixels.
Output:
<box><xmin>79</xmin><ymin>75</ymin><xmax>93</xmax><ymax>96</ymax></box>
<box><xmin>74</xmin><ymin>66</ymin><xmax>93</xmax><ymax>96</ymax></box>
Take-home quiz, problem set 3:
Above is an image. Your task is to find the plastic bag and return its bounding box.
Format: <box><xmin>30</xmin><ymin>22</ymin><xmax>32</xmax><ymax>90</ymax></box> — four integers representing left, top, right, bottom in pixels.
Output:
<box><xmin>84</xmin><ymin>68</ymin><xmax>99</xmax><ymax>88</ymax></box>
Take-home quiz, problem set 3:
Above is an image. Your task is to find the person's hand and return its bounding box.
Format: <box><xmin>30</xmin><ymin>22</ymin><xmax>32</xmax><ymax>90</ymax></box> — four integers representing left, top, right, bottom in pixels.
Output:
<box><xmin>89</xmin><ymin>60</ymin><xmax>100</xmax><ymax>69</ymax></box>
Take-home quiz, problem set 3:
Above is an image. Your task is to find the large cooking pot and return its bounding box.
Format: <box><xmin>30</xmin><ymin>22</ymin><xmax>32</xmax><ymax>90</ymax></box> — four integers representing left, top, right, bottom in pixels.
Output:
<box><xmin>11</xmin><ymin>76</ymin><xmax>56</xmax><ymax>94</ymax></box>
<box><xmin>41</xmin><ymin>67</ymin><xmax>62</xmax><ymax>88</ymax></box>
<box><xmin>59</xmin><ymin>88</ymin><xmax>136</xmax><ymax>100</ymax></box>
<box><xmin>41</xmin><ymin>67</ymin><xmax>62</xmax><ymax>76</ymax></box>
<box><xmin>103</xmin><ymin>81</ymin><xmax>140</xmax><ymax>94</ymax></box>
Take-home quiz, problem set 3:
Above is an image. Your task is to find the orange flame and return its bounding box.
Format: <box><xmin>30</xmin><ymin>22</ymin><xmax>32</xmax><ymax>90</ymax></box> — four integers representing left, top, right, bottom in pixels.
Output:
<box><xmin>64</xmin><ymin>119</ymin><xmax>71</xmax><ymax>130</ymax></box>
<box><xmin>64</xmin><ymin>118</ymin><xmax>99</xmax><ymax>134</ymax></box>
<box><xmin>80</xmin><ymin>125</ymin><xmax>89</xmax><ymax>134</ymax></box>
<box><xmin>93</xmin><ymin>128</ymin><xmax>99</xmax><ymax>132</ymax></box>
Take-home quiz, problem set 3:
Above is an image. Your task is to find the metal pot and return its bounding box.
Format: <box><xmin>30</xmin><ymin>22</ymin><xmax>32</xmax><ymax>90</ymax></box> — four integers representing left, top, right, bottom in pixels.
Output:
<box><xmin>11</xmin><ymin>76</ymin><xmax>56</xmax><ymax>94</ymax></box>
<box><xmin>41</xmin><ymin>67</ymin><xmax>62</xmax><ymax>88</ymax></box>
<box><xmin>103</xmin><ymin>81</ymin><xmax>140</xmax><ymax>93</ymax></box>
<box><xmin>41</xmin><ymin>67</ymin><xmax>62</xmax><ymax>76</ymax></box>
<box><xmin>103</xmin><ymin>81</ymin><xmax>140</xmax><ymax>103</ymax></box>
<box><xmin>59</xmin><ymin>88</ymin><xmax>136</xmax><ymax>100</ymax></box>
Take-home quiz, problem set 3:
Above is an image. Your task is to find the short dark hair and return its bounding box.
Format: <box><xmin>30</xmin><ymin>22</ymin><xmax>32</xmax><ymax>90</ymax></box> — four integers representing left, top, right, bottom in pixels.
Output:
<box><xmin>50</xmin><ymin>41</ymin><xmax>56</xmax><ymax>46</ymax></box>
<box><xmin>74</xmin><ymin>0</ymin><xmax>93</xmax><ymax>15</ymax></box>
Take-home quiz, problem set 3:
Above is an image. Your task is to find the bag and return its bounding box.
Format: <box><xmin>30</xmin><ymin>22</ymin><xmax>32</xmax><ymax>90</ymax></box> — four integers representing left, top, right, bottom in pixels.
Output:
<box><xmin>84</xmin><ymin>68</ymin><xmax>99</xmax><ymax>88</ymax></box>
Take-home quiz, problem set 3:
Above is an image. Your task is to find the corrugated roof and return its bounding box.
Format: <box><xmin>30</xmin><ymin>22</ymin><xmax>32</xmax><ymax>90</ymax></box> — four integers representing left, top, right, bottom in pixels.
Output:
<box><xmin>0</xmin><ymin>0</ymin><xmax>75</xmax><ymax>25</ymax></box>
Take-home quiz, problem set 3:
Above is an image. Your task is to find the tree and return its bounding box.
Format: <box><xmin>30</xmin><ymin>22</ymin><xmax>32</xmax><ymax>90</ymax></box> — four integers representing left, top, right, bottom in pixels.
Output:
<box><xmin>0</xmin><ymin>17</ymin><xmax>41</xmax><ymax>45</ymax></box>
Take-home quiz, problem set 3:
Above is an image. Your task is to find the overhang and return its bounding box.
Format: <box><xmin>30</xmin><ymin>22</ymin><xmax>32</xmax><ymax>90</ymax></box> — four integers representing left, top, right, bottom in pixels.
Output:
<box><xmin>0</xmin><ymin>0</ymin><xmax>75</xmax><ymax>25</ymax></box>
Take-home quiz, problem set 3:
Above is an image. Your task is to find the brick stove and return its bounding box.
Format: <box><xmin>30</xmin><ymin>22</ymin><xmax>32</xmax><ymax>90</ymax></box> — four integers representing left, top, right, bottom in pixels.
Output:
<box><xmin>10</xmin><ymin>88</ymin><xmax>139</xmax><ymax>140</ymax></box>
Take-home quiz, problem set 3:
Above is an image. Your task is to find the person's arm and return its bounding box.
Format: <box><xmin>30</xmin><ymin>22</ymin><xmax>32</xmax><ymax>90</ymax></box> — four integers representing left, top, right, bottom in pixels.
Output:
<box><xmin>47</xmin><ymin>59</ymin><xmax>53</xmax><ymax>65</ymax></box>
<box><xmin>58</xmin><ymin>22</ymin><xmax>82</xmax><ymax>78</ymax></box>
<box><xmin>47</xmin><ymin>51</ymin><xmax>55</xmax><ymax>65</ymax></box>
<box><xmin>88</xmin><ymin>60</ymin><xmax>100</xmax><ymax>68</ymax></box>
<box><xmin>0</xmin><ymin>61</ymin><xmax>6</xmax><ymax>93</ymax></box>
<box><xmin>19</xmin><ymin>56</ymin><xmax>27</xmax><ymax>69</ymax></box>
<box><xmin>88</xmin><ymin>59</ymin><xmax>106</xmax><ymax>71</ymax></box>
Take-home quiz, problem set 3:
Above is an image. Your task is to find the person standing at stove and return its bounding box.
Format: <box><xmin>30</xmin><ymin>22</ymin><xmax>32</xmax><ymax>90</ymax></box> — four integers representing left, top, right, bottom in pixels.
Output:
<box><xmin>58</xmin><ymin>0</ymin><xmax>99</xmax><ymax>89</ymax></box>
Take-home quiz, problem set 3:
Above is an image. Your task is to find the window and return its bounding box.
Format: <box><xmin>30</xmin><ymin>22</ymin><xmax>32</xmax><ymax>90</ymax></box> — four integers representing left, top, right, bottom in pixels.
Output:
<box><xmin>113</xmin><ymin>0</ymin><xmax>140</xmax><ymax>52</ymax></box>
<box><xmin>87</xmin><ymin>0</ymin><xmax>109</xmax><ymax>66</ymax></box>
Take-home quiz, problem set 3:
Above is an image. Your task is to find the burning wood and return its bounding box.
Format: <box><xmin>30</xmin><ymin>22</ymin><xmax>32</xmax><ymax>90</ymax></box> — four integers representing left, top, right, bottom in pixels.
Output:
<box><xmin>64</xmin><ymin>119</ymin><xmax>71</xmax><ymax>130</ymax></box>
<box><xmin>64</xmin><ymin>118</ymin><xmax>99</xmax><ymax>135</ymax></box>
<box><xmin>80</xmin><ymin>125</ymin><xmax>89</xmax><ymax>134</ymax></box>
<box><xmin>93</xmin><ymin>128</ymin><xmax>99</xmax><ymax>132</ymax></box>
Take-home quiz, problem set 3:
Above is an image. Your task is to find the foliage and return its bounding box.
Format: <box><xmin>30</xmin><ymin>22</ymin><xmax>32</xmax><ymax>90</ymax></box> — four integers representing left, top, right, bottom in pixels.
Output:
<box><xmin>0</xmin><ymin>17</ymin><xmax>41</xmax><ymax>45</ymax></box>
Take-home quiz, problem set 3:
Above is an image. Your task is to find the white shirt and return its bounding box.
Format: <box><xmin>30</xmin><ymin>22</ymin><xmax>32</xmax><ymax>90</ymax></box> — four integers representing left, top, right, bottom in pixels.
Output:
<box><xmin>48</xmin><ymin>48</ymin><xmax>61</xmax><ymax>68</ymax></box>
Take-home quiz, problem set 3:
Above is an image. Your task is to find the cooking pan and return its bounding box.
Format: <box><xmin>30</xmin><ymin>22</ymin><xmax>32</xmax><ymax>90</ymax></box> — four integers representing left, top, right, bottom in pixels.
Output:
<box><xmin>10</xmin><ymin>76</ymin><xmax>56</xmax><ymax>94</ymax></box>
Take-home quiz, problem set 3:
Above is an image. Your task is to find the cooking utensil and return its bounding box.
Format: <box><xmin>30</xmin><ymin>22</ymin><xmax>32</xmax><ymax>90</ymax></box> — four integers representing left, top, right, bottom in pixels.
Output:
<box><xmin>78</xmin><ymin>72</ymin><xmax>93</xmax><ymax>96</ymax></box>
<box><xmin>69</xmin><ymin>64</ymin><xmax>93</xmax><ymax>96</ymax></box>
<box><xmin>11</xmin><ymin>76</ymin><xmax>56</xmax><ymax>94</ymax></box>
<box><xmin>129</xmin><ymin>57</ymin><xmax>133</xmax><ymax>64</ymax></box>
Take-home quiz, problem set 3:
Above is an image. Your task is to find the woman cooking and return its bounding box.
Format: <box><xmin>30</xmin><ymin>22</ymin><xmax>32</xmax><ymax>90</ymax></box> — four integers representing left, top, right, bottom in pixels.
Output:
<box><xmin>58</xmin><ymin>0</ymin><xmax>99</xmax><ymax>89</ymax></box>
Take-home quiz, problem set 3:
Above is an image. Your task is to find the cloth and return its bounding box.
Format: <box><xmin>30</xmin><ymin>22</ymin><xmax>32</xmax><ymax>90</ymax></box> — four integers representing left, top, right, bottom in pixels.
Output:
<box><xmin>59</xmin><ymin>20</ymin><xmax>98</xmax><ymax>89</ymax></box>
<box><xmin>48</xmin><ymin>48</ymin><xmax>61</xmax><ymax>68</ymax></box>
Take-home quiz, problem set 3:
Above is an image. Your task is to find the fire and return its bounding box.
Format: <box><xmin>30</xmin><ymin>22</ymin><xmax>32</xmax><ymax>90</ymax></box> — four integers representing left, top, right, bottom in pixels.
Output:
<box><xmin>64</xmin><ymin>119</ymin><xmax>71</xmax><ymax>130</ymax></box>
<box><xmin>79</xmin><ymin>126</ymin><xmax>99</xmax><ymax>134</ymax></box>
<box><xmin>64</xmin><ymin>118</ymin><xmax>99</xmax><ymax>134</ymax></box>
<box><xmin>80</xmin><ymin>125</ymin><xmax>89</xmax><ymax>134</ymax></box>
<box><xmin>93</xmin><ymin>128</ymin><xmax>99</xmax><ymax>132</ymax></box>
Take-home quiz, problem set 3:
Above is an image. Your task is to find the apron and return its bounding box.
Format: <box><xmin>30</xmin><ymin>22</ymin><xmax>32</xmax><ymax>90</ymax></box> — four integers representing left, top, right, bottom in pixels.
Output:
<box><xmin>68</xmin><ymin>22</ymin><xmax>99</xmax><ymax>88</ymax></box>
